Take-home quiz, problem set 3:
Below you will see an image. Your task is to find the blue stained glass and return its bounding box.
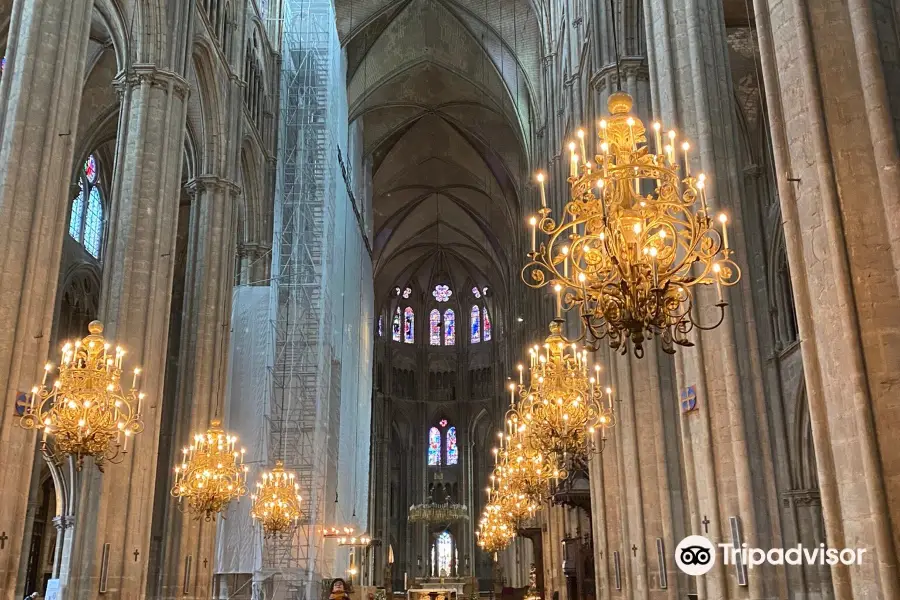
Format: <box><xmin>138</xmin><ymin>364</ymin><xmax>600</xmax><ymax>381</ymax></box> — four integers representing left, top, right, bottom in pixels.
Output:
<box><xmin>446</xmin><ymin>426</ymin><xmax>458</xmax><ymax>465</ymax></box>
<box><xmin>428</xmin><ymin>426</ymin><xmax>441</xmax><ymax>465</ymax></box>
<box><xmin>470</xmin><ymin>305</ymin><xmax>480</xmax><ymax>343</ymax></box>
<box><xmin>429</xmin><ymin>309</ymin><xmax>441</xmax><ymax>345</ymax></box>
<box><xmin>483</xmin><ymin>307</ymin><xmax>492</xmax><ymax>341</ymax></box>
<box><xmin>443</xmin><ymin>309</ymin><xmax>455</xmax><ymax>345</ymax></box>
<box><xmin>84</xmin><ymin>187</ymin><xmax>103</xmax><ymax>258</ymax></box>
<box><xmin>392</xmin><ymin>308</ymin><xmax>401</xmax><ymax>341</ymax></box>
<box><xmin>404</xmin><ymin>307</ymin><xmax>414</xmax><ymax>343</ymax></box>
<box><xmin>69</xmin><ymin>186</ymin><xmax>85</xmax><ymax>240</ymax></box>
<box><xmin>433</xmin><ymin>285</ymin><xmax>452</xmax><ymax>302</ymax></box>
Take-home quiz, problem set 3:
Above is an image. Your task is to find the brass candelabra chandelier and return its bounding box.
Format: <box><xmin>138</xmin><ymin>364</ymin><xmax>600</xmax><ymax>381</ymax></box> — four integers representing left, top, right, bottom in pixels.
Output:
<box><xmin>408</xmin><ymin>501</ymin><xmax>470</xmax><ymax>523</ymax></box>
<box><xmin>250</xmin><ymin>460</ymin><xmax>303</xmax><ymax>537</ymax></box>
<box><xmin>171</xmin><ymin>419</ymin><xmax>248</xmax><ymax>520</ymax></box>
<box><xmin>513</xmin><ymin>319</ymin><xmax>615</xmax><ymax>467</ymax></box>
<box><xmin>523</xmin><ymin>91</ymin><xmax>741</xmax><ymax>357</ymax></box>
<box><xmin>18</xmin><ymin>321</ymin><xmax>145</xmax><ymax>470</ymax></box>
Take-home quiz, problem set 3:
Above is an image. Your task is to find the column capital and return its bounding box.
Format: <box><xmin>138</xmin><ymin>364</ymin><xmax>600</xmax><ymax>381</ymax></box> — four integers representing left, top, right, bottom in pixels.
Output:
<box><xmin>590</xmin><ymin>58</ymin><xmax>649</xmax><ymax>91</ymax></box>
<box><xmin>113</xmin><ymin>65</ymin><xmax>191</xmax><ymax>100</ymax></box>
<box><xmin>184</xmin><ymin>175</ymin><xmax>241</xmax><ymax>196</ymax></box>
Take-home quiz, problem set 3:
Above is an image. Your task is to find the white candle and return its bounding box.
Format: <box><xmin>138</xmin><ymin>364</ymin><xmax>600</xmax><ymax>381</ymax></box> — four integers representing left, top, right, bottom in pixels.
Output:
<box><xmin>682</xmin><ymin>142</ymin><xmax>691</xmax><ymax>176</ymax></box>
<box><xmin>537</xmin><ymin>173</ymin><xmax>547</xmax><ymax>207</ymax></box>
<box><xmin>718</xmin><ymin>213</ymin><xmax>729</xmax><ymax>249</ymax></box>
<box><xmin>530</xmin><ymin>217</ymin><xmax>537</xmax><ymax>252</ymax></box>
<box><xmin>653</xmin><ymin>122</ymin><xmax>662</xmax><ymax>155</ymax></box>
<box><xmin>555</xmin><ymin>284</ymin><xmax>562</xmax><ymax>317</ymax></box>
<box><xmin>570</xmin><ymin>153</ymin><xmax>578</xmax><ymax>178</ymax></box>
<box><xmin>577</xmin><ymin>129</ymin><xmax>587</xmax><ymax>163</ymax></box>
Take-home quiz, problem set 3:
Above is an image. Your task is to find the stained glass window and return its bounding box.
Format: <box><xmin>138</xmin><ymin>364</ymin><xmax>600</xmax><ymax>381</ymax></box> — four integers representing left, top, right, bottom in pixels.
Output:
<box><xmin>483</xmin><ymin>306</ymin><xmax>492</xmax><ymax>341</ymax></box>
<box><xmin>378</xmin><ymin>316</ymin><xmax>383</xmax><ymax>337</ymax></box>
<box><xmin>428</xmin><ymin>427</ymin><xmax>442</xmax><ymax>465</ymax></box>
<box><xmin>394</xmin><ymin>287</ymin><xmax>401</xmax><ymax>296</ymax></box>
<box><xmin>1</xmin><ymin>57</ymin><xmax>6</xmax><ymax>76</ymax></box>
<box><xmin>429</xmin><ymin>309</ymin><xmax>441</xmax><ymax>345</ymax></box>
<box><xmin>84</xmin><ymin>155</ymin><xmax>97</xmax><ymax>183</ymax></box>
<box><xmin>392</xmin><ymin>308</ymin><xmax>401</xmax><ymax>341</ymax></box>
<box><xmin>69</xmin><ymin>185</ymin><xmax>85</xmax><ymax>240</ymax></box>
<box><xmin>446</xmin><ymin>426</ymin><xmax>458</xmax><ymax>465</ymax></box>
<box><xmin>437</xmin><ymin>532</ymin><xmax>453</xmax><ymax>576</ymax></box>
<box><xmin>439</xmin><ymin>419</ymin><xmax>448</xmax><ymax>428</ymax></box>
<box><xmin>432</xmin><ymin>285</ymin><xmax>452</xmax><ymax>302</ymax></box>
<box><xmin>470</xmin><ymin>305</ymin><xmax>481</xmax><ymax>343</ymax></box>
<box><xmin>404</xmin><ymin>307</ymin><xmax>414</xmax><ymax>343</ymax></box>
<box><xmin>68</xmin><ymin>154</ymin><xmax>103</xmax><ymax>259</ymax></box>
<box><xmin>84</xmin><ymin>187</ymin><xmax>103</xmax><ymax>258</ymax></box>
<box><xmin>403</xmin><ymin>287</ymin><xmax>412</xmax><ymax>299</ymax></box>
<box><xmin>472</xmin><ymin>287</ymin><xmax>481</xmax><ymax>299</ymax></box>
<box><xmin>443</xmin><ymin>309</ymin><xmax>455</xmax><ymax>345</ymax></box>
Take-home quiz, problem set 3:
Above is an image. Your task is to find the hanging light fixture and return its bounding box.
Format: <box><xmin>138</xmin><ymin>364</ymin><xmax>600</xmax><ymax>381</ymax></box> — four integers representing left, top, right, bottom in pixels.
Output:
<box><xmin>523</xmin><ymin>91</ymin><xmax>741</xmax><ymax>357</ymax></box>
<box><xmin>250</xmin><ymin>460</ymin><xmax>303</xmax><ymax>537</ymax></box>
<box><xmin>475</xmin><ymin>502</ymin><xmax>515</xmax><ymax>554</ymax></box>
<box><xmin>408</xmin><ymin>501</ymin><xmax>469</xmax><ymax>523</ymax></box>
<box><xmin>171</xmin><ymin>419</ymin><xmax>248</xmax><ymax>520</ymax></box>
<box><xmin>511</xmin><ymin>320</ymin><xmax>615</xmax><ymax>470</ymax></box>
<box><xmin>18</xmin><ymin>321</ymin><xmax>145</xmax><ymax>470</ymax></box>
<box><xmin>338</xmin><ymin>533</ymin><xmax>374</xmax><ymax>547</ymax></box>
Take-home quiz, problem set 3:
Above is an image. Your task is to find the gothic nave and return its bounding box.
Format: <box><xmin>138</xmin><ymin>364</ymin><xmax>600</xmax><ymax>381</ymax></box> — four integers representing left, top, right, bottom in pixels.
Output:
<box><xmin>0</xmin><ymin>0</ymin><xmax>899</xmax><ymax>599</ymax></box>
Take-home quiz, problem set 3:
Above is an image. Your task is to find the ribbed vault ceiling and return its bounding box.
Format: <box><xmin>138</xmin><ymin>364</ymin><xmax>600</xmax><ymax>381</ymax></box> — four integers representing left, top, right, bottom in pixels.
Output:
<box><xmin>336</xmin><ymin>0</ymin><xmax>542</xmax><ymax>308</ymax></box>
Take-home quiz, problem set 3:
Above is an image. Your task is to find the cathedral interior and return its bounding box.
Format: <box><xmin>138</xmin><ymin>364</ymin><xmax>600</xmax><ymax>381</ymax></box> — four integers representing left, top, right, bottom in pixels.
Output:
<box><xmin>0</xmin><ymin>0</ymin><xmax>899</xmax><ymax>599</ymax></box>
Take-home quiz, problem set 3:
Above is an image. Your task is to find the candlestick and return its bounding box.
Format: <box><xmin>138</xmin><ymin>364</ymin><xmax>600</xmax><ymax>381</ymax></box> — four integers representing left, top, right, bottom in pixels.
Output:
<box><xmin>530</xmin><ymin>216</ymin><xmax>537</xmax><ymax>252</ymax></box>
<box><xmin>682</xmin><ymin>142</ymin><xmax>691</xmax><ymax>176</ymax></box>
<box><xmin>554</xmin><ymin>284</ymin><xmax>562</xmax><ymax>317</ymax></box>
<box><xmin>606</xmin><ymin>387</ymin><xmax>613</xmax><ymax>411</ymax></box>
<box><xmin>627</xmin><ymin>117</ymin><xmax>636</xmax><ymax>150</ymax></box>
<box><xmin>132</xmin><ymin>367</ymin><xmax>140</xmax><ymax>389</ymax></box>
<box><xmin>718</xmin><ymin>213</ymin><xmax>729</xmax><ymax>249</ymax></box>
<box><xmin>42</xmin><ymin>364</ymin><xmax>50</xmax><ymax>387</ymax></box>
<box><xmin>562</xmin><ymin>246</ymin><xmax>569</xmax><ymax>277</ymax></box>
<box><xmin>570</xmin><ymin>153</ymin><xmax>578</xmax><ymax>178</ymax></box>
<box><xmin>653</xmin><ymin>122</ymin><xmax>662</xmax><ymax>156</ymax></box>
<box><xmin>697</xmin><ymin>176</ymin><xmax>708</xmax><ymax>214</ymax></box>
<box><xmin>713</xmin><ymin>263</ymin><xmax>724</xmax><ymax>303</ymax></box>
<box><xmin>577</xmin><ymin>129</ymin><xmax>587</xmax><ymax>163</ymax></box>
<box><xmin>518</xmin><ymin>364</ymin><xmax>524</xmax><ymax>385</ymax></box>
<box><xmin>537</xmin><ymin>173</ymin><xmax>547</xmax><ymax>207</ymax></box>
<box><xmin>599</xmin><ymin>119</ymin><xmax>607</xmax><ymax>144</ymax></box>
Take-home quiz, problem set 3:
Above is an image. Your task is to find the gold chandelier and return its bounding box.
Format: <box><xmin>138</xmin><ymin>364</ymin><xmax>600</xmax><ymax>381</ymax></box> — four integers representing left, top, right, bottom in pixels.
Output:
<box><xmin>250</xmin><ymin>460</ymin><xmax>303</xmax><ymax>537</ymax></box>
<box><xmin>18</xmin><ymin>321</ymin><xmax>145</xmax><ymax>470</ymax></box>
<box><xmin>523</xmin><ymin>91</ymin><xmax>741</xmax><ymax>357</ymax></box>
<box><xmin>514</xmin><ymin>320</ymin><xmax>615</xmax><ymax>467</ymax></box>
<box><xmin>476</xmin><ymin>503</ymin><xmax>515</xmax><ymax>554</ymax></box>
<box><xmin>338</xmin><ymin>533</ymin><xmax>374</xmax><ymax>547</ymax></box>
<box><xmin>171</xmin><ymin>419</ymin><xmax>248</xmax><ymax>520</ymax></box>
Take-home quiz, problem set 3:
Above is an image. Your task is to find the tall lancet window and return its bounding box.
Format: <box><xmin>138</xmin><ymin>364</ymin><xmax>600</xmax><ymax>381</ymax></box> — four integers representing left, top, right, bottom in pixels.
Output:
<box><xmin>443</xmin><ymin>309</ymin><xmax>455</xmax><ymax>345</ymax></box>
<box><xmin>428</xmin><ymin>427</ymin><xmax>442</xmax><ymax>466</ymax></box>
<box><xmin>483</xmin><ymin>307</ymin><xmax>492</xmax><ymax>341</ymax></box>
<box><xmin>446</xmin><ymin>426</ymin><xmax>458</xmax><ymax>465</ymax></box>
<box><xmin>436</xmin><ymin>531</ymin><xmax>453</xmax><ymax>576</ymax></box>
<box><xmin>429</xmin><ymin>309</ymin><xmax>441</xmax><ymax>345</ymax></box>
<box><xmin>392</xmin><ymin>307</ymin><xmax>401</xmax><ymax>341</ymax></box>
<box><xmin>404</xmin><ymin>307</ymin><xmax>414</xmax><ymax>343</ymax></box>
<box><xmin>69</xmin><ymin>154</ymin><xmax>104</xmax><ymax>259</ymax></box>
<box><xmin>470</xmin><ymin>305</ymin><xmax>481</xmax><ymax>343</ymax></box>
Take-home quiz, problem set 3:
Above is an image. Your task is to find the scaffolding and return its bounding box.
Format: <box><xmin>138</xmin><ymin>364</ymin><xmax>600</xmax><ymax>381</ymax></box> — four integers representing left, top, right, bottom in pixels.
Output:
<box><xmin>268</xmin><ymin>0</ymin><xmax>337</xmax><ymax>596</ymax></box>
<box><xmin>264</xmin><ymin>0</ymin><xmax>374</xmax><ymax>597</ymax></box>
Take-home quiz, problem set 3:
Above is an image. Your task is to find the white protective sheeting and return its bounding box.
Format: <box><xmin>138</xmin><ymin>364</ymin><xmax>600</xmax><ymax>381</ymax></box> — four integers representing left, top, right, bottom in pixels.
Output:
<box><xmin>216</xmin><ymin>285</ymin><xmax>273</xmax><ymax>574</ymax></box>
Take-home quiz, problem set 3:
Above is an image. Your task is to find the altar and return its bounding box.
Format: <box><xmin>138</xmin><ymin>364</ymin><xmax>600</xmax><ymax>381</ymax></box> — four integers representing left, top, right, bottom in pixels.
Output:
<box><xmin>407</xmin><ymin>579</ymin><xmax>467</xmax><ymax>600</ymax></box>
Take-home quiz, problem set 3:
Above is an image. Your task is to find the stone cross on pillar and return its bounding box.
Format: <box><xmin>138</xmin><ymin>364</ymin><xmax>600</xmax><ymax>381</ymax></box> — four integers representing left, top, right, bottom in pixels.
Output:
<box><xmin>702</xmin><ymin>516</ymin><xmax>710</xmax><ymax>534</ymax></box>
<box><xmin>0</xmin><ymin>531</ymin><xmax>7</xmax><ymax>550</ymax></box>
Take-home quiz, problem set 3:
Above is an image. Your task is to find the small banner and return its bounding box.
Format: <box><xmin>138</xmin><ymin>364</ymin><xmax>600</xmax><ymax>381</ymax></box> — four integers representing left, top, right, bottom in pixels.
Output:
<box><xmin>680</xmin><ymin>385</ymin><xmax>697</xmax><ymax>413</ymax></box>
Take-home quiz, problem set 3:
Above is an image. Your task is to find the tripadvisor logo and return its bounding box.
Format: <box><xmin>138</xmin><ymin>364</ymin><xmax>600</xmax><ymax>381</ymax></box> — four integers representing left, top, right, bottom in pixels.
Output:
<box><xmin>675</xmin><ymin>535</ymin><xmax>867</xmax><ymax>576</ymax></box>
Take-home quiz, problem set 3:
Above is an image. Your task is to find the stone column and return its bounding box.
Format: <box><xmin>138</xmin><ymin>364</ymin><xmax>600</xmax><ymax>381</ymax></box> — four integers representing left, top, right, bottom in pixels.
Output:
<box><xmin>62</xmin><ymin>64</ymin><xmax>190</xmax><ymax>599</ymax></box>
<box><xmin>753</xmin><ymin>0</ymin><xmax>900</xmax><ymax>595</ymax></box>
<box><xmin>158</xmin><ymin>176</ymin><xmax>239</xmax><ymax>600</ymax></box>
<box><xmin>643</xmin><ymin>0</ymin><xmax>783</xmax><ymax>595</ymax></box>
<box><xmin>0</xmin><ymin>0</ymin><xmax>92</xmax><ymax>596</ymax></box>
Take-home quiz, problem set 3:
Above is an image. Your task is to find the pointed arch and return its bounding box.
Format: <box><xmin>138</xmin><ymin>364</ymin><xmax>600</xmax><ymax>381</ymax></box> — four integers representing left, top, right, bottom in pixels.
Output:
<box><xmin>470</xmin><ymin>304</ymin><xmax>481</xmax><ymax>343</ymax></box>
<box><xmin>428</xmin><ymin>426</ymin><xmax>442</xmax><ymax>465</ymax></box>
<box><xmin>443</xmin><ymin>308</ymin><xmax>455</xmax><ymax>345</ymax></box>
<box><xmin>446</xmin><ymin>425</ymin><xmax>458</xmax><ymax>465</ymax></box>
<box><xmin>403</xmin><ymin>306</ymin><xmax>414</xmax><ymax>343</ymax></box>
<box><xmin>429</xmin><ymin>309</ymin><xmax>441</xmax><ymax>345</ymax></box>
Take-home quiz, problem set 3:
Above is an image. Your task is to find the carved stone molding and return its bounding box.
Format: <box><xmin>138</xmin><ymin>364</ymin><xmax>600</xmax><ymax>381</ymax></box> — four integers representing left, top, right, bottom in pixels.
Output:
<box><xmin>112</xmin><ymin>64</ymin><xmax>191</xmax><ymax>100</ymax></box>
<box><xmin>590</xmin><ymin>58</ymin><xmax>650</xmax><ymax>91</ymax></box>
<box><xmin>781</xmin><ymin>489</ymin><xmax>821</xmax><ymax>508</ymax></box>
<box><xmin>184</xmin><ymin>175</ymin><xmax>241</xmax><ymax>196</ymax></box>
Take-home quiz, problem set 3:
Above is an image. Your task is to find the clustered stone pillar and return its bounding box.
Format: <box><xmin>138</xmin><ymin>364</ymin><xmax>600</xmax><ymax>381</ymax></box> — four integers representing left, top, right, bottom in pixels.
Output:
<box><xmin>0</xmin><ymin>0</ymin><xmax>93</xmax><ymax>597</ymax></box>
<box><xmin>159</xmin><ymin>176</ymin><xmax>240</xmax><ymax>599</ymax></box>
<box><xmin>753</xmin><ymin>0</ymin><xmax>900</xmax><ymax>595</ymax></box>
<box><xmin>63</xmin><ymin>64</ymin><xmax>191</xmax><ymax>599</ymax></box>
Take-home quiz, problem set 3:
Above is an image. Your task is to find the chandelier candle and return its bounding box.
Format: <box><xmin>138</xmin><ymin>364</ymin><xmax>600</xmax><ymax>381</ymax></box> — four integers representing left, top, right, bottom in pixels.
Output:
<box><xmin>522</xmin><ymin>91</ymin><xmax>742</xmax><ymax>357</ymax></box>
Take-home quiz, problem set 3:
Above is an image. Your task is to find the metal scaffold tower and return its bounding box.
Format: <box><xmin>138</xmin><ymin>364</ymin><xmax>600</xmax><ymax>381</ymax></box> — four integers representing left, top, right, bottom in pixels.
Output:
<box><xmin>268</xmin><ymin>0</ymin><xmax>341</xmax><ymax>596</ymax></box>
